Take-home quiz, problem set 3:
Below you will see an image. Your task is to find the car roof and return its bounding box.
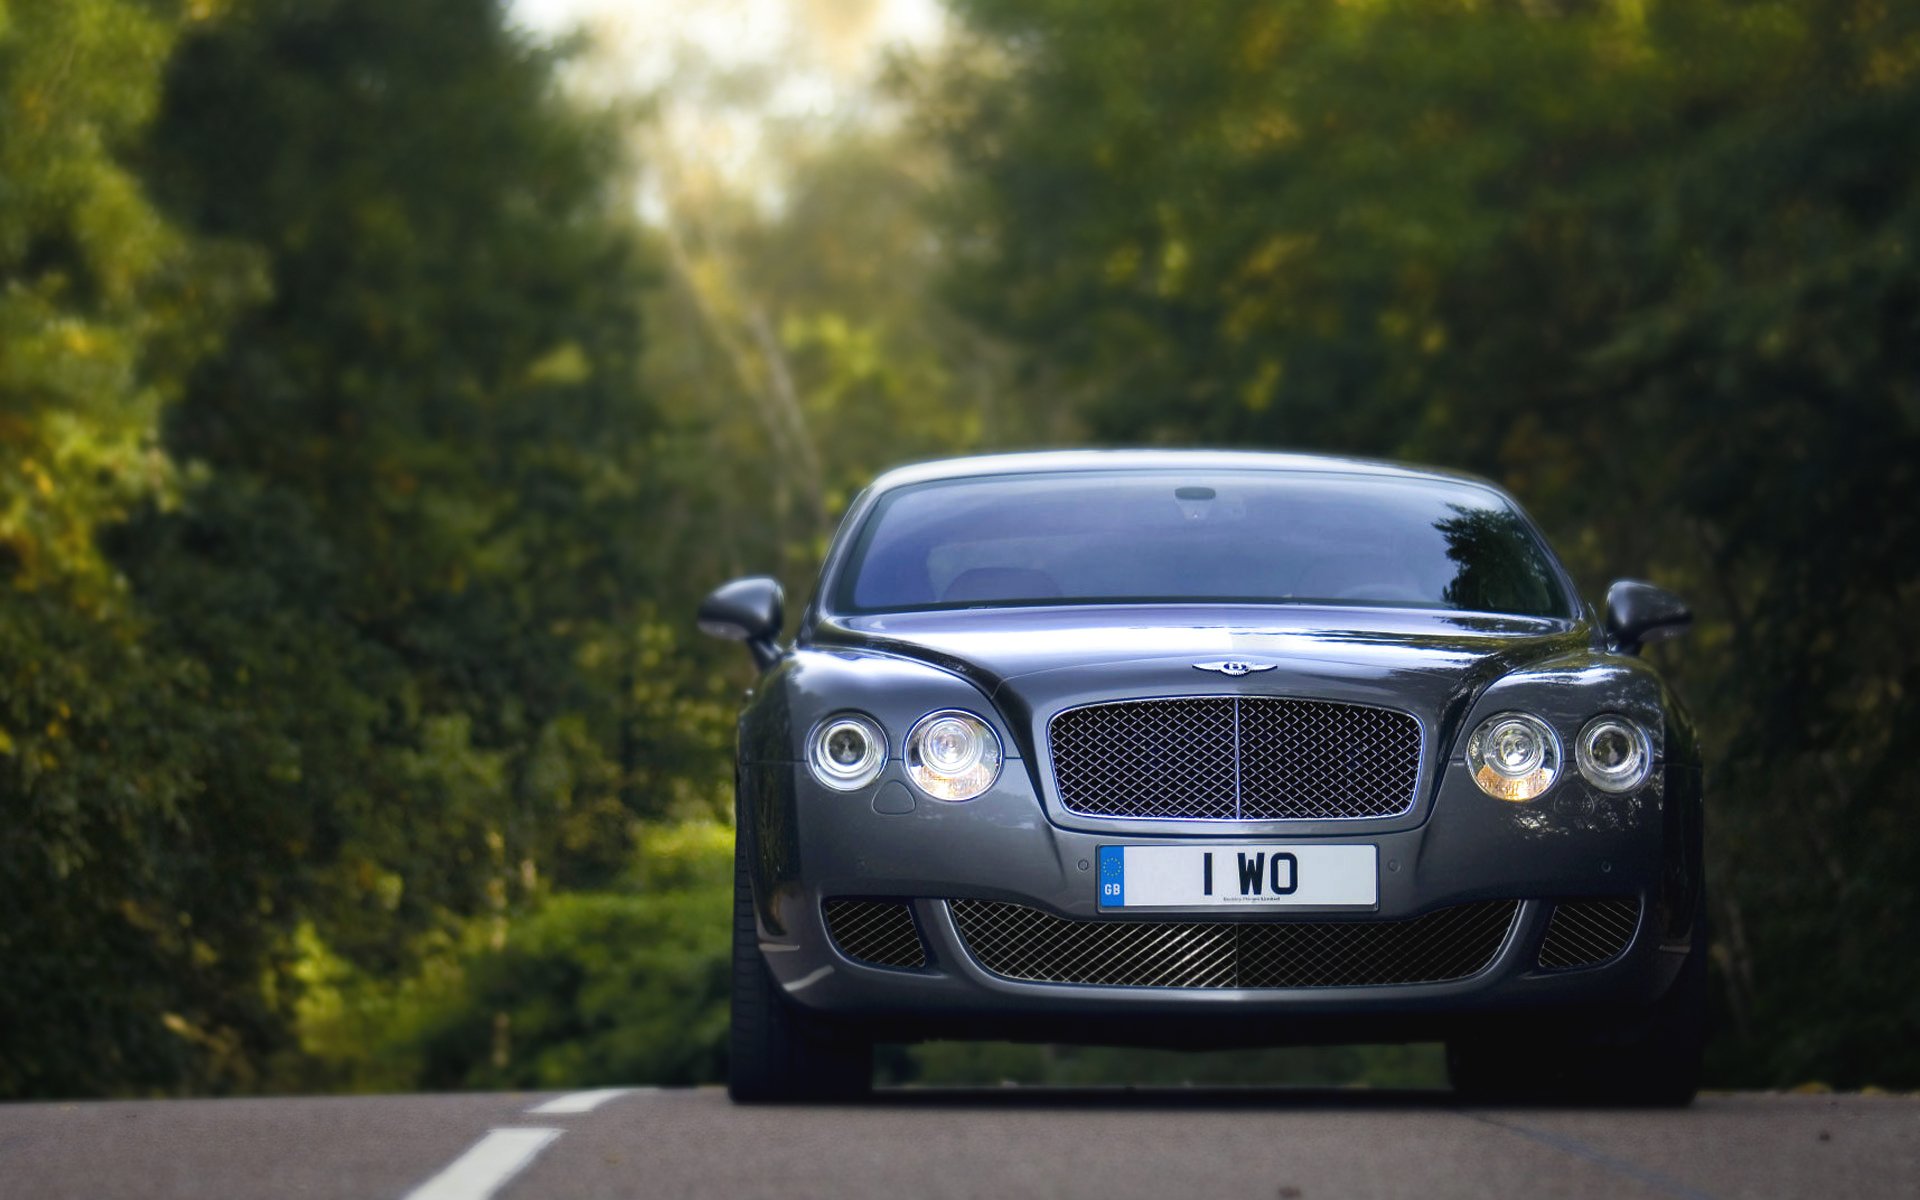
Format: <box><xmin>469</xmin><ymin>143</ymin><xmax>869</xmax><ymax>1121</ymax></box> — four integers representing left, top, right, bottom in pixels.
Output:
<box><xmin>863</xmin><ymin>449</ymin><xmax>1497</xmax><ymax>495</ymax></box>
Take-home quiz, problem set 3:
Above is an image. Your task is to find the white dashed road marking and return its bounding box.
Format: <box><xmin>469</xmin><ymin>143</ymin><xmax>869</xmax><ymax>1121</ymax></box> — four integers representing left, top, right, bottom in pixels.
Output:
<box><xmin>526</xmin><ymin>1088</ymin><xmax>646</xmax><ymax>1115</ymax></box>
<box><xmin>402</xmin><ymin>1127</ymin><xmax>562</xmax><ymax>1200</ymax></box>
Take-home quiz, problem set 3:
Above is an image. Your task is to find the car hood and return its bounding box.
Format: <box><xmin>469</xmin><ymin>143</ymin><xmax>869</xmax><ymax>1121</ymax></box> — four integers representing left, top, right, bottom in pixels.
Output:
<box><xmin>815</xmin><ymin>604</ymin><xmax>1578</xmax><ymax>684</ymax></box>
<box><xmin>810</xmin><ymin>603</ymin><xmax>1589</xmax><ymax>751</ymax></box>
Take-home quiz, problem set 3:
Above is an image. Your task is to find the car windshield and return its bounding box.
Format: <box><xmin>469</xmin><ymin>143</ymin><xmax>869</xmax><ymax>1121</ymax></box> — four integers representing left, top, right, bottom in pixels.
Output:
<box><xmin>833</xmin><ymin>470</ymin><xmax>1573</xmax><ymax>618</ymax></box>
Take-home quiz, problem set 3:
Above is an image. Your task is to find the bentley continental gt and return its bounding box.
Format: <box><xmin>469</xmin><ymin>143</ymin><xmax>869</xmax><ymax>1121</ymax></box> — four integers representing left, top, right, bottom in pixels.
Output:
<box><xmin>698</xmin><ymin>451</ymin><xmax>1704</xmax><ymax>1104</ymax></box>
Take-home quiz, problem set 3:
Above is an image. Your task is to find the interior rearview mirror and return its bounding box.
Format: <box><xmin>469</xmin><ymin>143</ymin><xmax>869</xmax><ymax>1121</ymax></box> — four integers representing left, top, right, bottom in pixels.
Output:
<box><xmin>698</xmin><ymin>576</ymin><xmax>785</xmax><ymax>669</ymax></box>
<box><xmin>1605</xmin><ymin>579</ymin><xmax>1691</xmax><ymax>656</ymax></box>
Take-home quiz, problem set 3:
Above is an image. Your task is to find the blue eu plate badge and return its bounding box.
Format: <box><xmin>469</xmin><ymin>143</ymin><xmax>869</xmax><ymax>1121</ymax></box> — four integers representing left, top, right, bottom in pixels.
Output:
<box><xmin>1098</xmin><ymin>846</ymin><xmax>1125</xmax><ymax>906</ymax></box>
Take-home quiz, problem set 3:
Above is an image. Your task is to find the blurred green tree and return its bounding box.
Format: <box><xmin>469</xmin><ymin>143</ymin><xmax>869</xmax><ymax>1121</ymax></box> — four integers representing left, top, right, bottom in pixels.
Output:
<box><xmin>10</xmin><ymin>0</ymin><xmax>1917</xmax><ymax>1098</ymax></box>
<box><xmin>924</xmin><ymin>0</ymin><xmax>1920</xmax><ymax>1086</ymax></box>
<box><xmin>0</xmin><ymin>0</ymin><xmax>263</xmax><ymax>1097</ymax></box>
<box><xmin>292</xmin><ymin>822</ymin><xmax>732</xmax><ymax>1092</ymax></box>
<box><xmin>1</xmin><ymin>0</ymin><xmax>722</xmax><ymax>1096</ymax></box>
<box><xmin>118</xmin><ymin>0</ymin><xmax>703</xmax><ymax>1085</ymax></box>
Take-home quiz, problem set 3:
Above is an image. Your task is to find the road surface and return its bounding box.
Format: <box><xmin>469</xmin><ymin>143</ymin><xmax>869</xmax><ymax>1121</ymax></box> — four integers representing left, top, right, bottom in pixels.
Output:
<box><xmin>1</xmin><ymin>1087</ymin><xmax>1914</xmax><ymax>1199</ymax></box>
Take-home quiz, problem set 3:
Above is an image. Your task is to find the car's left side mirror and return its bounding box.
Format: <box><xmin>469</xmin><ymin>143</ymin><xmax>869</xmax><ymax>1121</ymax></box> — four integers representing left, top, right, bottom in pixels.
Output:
<box><xmin>1605</xmin><ymin>579</ymin><xmax>1691</xmax><ymax>656</ymax></box>
<box><xmin>697</xmin><ymin>576</ymin><xmax>785</xmax><ymax>670</ymax></box>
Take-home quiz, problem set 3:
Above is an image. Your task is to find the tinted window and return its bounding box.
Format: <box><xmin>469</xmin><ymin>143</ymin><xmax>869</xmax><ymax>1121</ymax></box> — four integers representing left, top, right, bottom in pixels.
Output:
<box><xmin>834</xmin><ymin>471</ymin><xmax>1571</xmax><ymax>617</ymax></box>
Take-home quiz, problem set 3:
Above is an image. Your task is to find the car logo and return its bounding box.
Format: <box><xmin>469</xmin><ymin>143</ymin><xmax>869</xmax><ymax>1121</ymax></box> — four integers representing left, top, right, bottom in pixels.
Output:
<box><xmin>1192</xmin><ymin>660</ymin><xmax>1276</xmax><ymax>677</ymax></box>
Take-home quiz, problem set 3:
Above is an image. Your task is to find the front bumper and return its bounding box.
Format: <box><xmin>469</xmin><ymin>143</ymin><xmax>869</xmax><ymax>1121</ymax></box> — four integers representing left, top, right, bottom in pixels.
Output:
<box><xmin>746</xmin><ymin>760</ymin><xmax>1695</xmax><ymax>1047</ymax></box>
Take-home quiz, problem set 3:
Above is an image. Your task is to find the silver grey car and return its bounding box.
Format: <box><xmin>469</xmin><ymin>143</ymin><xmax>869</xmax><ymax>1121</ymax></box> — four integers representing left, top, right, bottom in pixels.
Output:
<box><xmin>698</xmin><ymin>451</ymin><xmax>1705</xmax><ymax>1104</ymax></box>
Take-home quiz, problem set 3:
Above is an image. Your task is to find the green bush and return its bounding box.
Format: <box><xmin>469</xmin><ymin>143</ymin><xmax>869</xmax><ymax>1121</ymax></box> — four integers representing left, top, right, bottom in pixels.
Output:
<box><xmin>295</xmin><ymin>823</ymin><xmax>732</xmax><ymax>1091</ymax></box>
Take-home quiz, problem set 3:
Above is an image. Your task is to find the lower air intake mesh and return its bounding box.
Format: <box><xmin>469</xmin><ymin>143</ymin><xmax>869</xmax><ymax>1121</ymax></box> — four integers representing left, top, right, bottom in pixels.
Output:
<box><xmin>1538</xmin><ymin>898</ymin><xmax>1641</xmax><ymax>970</ymax></box>
<box><xmin>948</xmin><ymin>899</ymin><xmax>1517</xmax><ymax>988</ymax></box>
<box><xmin>823</xmin><ymin>899</ymin><xmax>927</xmax><ymax>969</ymax></box>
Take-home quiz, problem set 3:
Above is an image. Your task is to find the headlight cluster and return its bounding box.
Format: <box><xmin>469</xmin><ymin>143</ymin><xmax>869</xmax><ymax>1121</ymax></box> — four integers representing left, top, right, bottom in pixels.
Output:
<box><xmin>1467</xmin><ymin>712</ymin><xmax>1562</xmax><ymax>801</ymax></box>
<box><xmin>805</xmin><ymin>708</ymin><xmax>1002</xmax><ymax>801</ymax></box>
<box><xmin>1466</xmin><ymin>711</ymin><xmax>1653</xmax><ymax>800</ymax></box>
<box><xmin>1575</xmin><ymin>716</ymin><xmax>1652</xmax><ymax>793</ymax></box>
<box><xmin>905</xmin><ymin>710</ymin><xmax>1003</xmax><ymax>801</ymax></box>
<box><xmin>806</xmin><ymin>714</ymin><xmax>888</xmax><ymax>791</ymax></box>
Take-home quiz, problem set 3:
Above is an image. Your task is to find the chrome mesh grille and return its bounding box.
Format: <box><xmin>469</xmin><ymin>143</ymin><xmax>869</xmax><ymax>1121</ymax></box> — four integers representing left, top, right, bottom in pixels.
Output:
<box><xmin>1051</xmin><ymin>698</ymin><xmax>1239</xmax><ymax>820</ymax></box>
<box><xmin>1538</xmin><ymin>898</ymin><xmax>1640</xmax><ymax>970</ymax></box>
<box><xmin>1049</xmin><ymin>697</ymin><xmax>1420</xmax><ymax>821</ymax></box>
<box><xmin>823</xmin><ymin>899</ymin><xmax>926</xmax><ymax>969</ymax></box>
<box><xmin>948</xmin><ymin>899</ymin><xmax>1517</xmax><ymax>988</ymax></box>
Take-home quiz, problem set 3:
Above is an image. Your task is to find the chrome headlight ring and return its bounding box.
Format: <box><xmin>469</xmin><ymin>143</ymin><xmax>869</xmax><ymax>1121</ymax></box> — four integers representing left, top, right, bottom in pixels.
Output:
<box><xmin>806</xmin><ymin>712</ymin><xmax>888</xmax><ymax>791</ymax></box>
<box><xmin>1466</xmin><ymin>711</ymin><xmax>1562</xmax><ymax>802</ymax></box>
<box><xmin>904</xmin><ymin>709</ymin><xmax>1003</xmax><ymax>801</ymax></box>
<box><xmin>1575</xmin><ymin>714</ymin><xmax>1654</xmax><ymax>793</ymax></box>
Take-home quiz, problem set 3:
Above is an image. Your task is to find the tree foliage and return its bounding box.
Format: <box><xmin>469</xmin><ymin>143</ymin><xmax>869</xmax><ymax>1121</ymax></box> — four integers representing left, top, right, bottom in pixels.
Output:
<box><xmin>293</xmin><ymin>823</ymin><xmax>732</xmax><ymax>1092</ymax></box>
<box><xmin>927</xmin><ymin>0</ymin><xmax>1920</xmax><ymax>1086</ymax></box>
<box><xmin>5</xmin><ymin>0</ymin><xmax>1917</xmax><ymax>1096</ymax></box>
<box><xmin>0</xmin><ymin>0</ymin><xmax>262</xmax><ymax>1097</ymax></box>
<box><xmin>1</xmin><ymin>0</ymin><xmax>715</xmax><ymax>1097</ymax></box>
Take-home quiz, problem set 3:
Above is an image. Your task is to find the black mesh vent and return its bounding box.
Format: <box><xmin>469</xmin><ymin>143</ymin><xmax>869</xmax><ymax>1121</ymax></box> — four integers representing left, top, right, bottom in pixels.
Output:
<box><xmin>1049</xmin><ymin>697</ymin><xmax>1421</xmax><ymax>821</ymax></box>
<box><xmin>1538</xmin><ymin>898</ymin><xmax>1641</xmax><ymax>970</ymax></box>
<box><xmin>1051</xmin><ymin>698</ymin><xmax>1238</xmax><ymax>820</ymax></box>
<box><xmin>1237</xmin><ymin>698</ymin><xmax>1422</xmax><ymax>820</ymax></box>
<box><xmin>948</xmin><ymin>899</ymin><xmax>1517</xmax><ymax>988</ymax></box>
<box><xmin>823</xmin><ymin>899</ymin><xmax>926</xmax><ymax>969</ymax></box>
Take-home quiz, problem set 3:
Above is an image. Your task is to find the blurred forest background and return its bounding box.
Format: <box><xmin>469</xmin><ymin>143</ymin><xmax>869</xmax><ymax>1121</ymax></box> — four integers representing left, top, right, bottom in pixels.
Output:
<box><xmin>3</xmin><ymin>0</ymin><xmax>1917</xmax><ymax>1099</ymax></box>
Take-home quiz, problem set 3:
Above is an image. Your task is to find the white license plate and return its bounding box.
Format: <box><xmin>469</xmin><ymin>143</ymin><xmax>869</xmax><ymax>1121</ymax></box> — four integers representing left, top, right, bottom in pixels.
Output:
<box><xmin>1096</xmin><ymin>844</ymin><xmax>1377</xmax><ymax>909</ymax></box>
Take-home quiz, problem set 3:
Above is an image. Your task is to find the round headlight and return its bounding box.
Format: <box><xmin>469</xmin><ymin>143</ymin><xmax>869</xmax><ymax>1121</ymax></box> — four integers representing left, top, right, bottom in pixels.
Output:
<box><xmin>905</xmin><ymin>710</ymin><xmax>1002</xmax><ymax>801</ymax></box>
<box><xmin>1466</xmin><ymin>712</ymin><xmax>1561</xmax><ymax>801</ymax></box>
<box><xmin>1575</xmin><ymin>715</ymin><xmax>1653</xmax><ymax>793</ymax></box>
<box><xmin>807</xmin><ymin>713</ymin><xmax>887</xmax><ymax>791</ymax></box>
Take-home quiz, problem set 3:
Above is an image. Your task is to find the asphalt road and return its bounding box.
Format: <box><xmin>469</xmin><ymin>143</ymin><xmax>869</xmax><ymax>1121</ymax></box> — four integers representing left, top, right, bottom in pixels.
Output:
<box><xmin>1</xmin><ymin>1087</ymin><xmax>1914</xmax><ymax>1200</ymax></box>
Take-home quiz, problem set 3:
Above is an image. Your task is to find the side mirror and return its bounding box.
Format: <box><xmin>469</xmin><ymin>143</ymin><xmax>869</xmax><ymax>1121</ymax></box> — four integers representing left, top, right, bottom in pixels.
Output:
<box><xmin>698</xmin><ymin>576</ymin><xmax>785</xmax><ymax>670</ymax></box>
<box><xmin>1605</xmin><ymin>579</ymin><xmax>1691</xmax><ymax>656</ymax></box>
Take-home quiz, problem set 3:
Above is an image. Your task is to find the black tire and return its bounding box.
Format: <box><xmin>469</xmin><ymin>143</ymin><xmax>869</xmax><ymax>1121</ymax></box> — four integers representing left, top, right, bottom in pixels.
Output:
<box><xmin>727</xmin><ymin>822</ymin><xmax>870</xmax><ymax>1104</ymax></box>
<box><xmin>1448</xmin><ymin>916</ymin><xmax>1707</xmax><ymax>1107</ymax></box>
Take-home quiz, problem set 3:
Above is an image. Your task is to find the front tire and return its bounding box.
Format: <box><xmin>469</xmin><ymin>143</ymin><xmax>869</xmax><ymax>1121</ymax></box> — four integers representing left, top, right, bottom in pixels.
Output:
<box><xmin>1448</xmin><ymin>918</ymin><xmax>1707</xmax><ymax>1107</ymax></box>
<box><xmin>727</xmin><ymin>823</ymin><xmax>870</xmax><ymax>1104</ymax></box>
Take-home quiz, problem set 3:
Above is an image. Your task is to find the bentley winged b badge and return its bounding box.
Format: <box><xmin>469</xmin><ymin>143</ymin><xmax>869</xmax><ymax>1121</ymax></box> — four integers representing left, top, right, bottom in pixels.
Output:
<box><xmin>1191</xmin><ymin>659</ymin><xmax>1277</xmax><ymax>677</ymax></box>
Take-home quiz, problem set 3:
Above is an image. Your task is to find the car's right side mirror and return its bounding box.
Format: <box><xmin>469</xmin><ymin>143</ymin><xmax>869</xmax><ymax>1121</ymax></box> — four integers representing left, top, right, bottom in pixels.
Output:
<box><xmin>697</xmin><ymin>575</ymin><xmax>785</xmax><ymax>670</ymax></box>
<box><xmin>1605</xmin><ymin>579</ymin><xmax>1692</xmax><ymax>656</ymax></box>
